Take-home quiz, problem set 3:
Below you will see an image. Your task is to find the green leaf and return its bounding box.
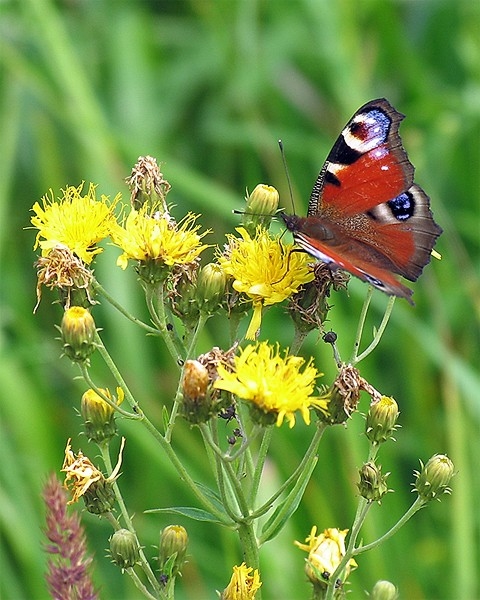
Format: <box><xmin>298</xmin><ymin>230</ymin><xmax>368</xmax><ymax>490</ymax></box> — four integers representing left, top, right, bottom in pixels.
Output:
<box><xmin>145</xmin><ymin>506</ymin><xmax>230</xmax><ymax>525</ymax></box>
<box><xmin>259</xmin><ymin>456</ymin><xmax>318</xmax><ymax>544</ymax></box>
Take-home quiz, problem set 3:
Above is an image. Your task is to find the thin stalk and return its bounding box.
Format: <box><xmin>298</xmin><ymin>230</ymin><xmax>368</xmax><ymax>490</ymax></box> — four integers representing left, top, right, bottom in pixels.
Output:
<box><xmin>145</xmin><ymin>283</ymin><xmax>185</xmax><ymax>365</ymax></box>
<box><xmin>350</xmin><ymin>286</ymin><xmax>373</xmax><ymax>364</ymax></box>
<box><xmin>351</xmin><ymin>295</ymin><xmax>396</xmax><ymax>365</ymax></box>
<box><xmin>92</xmin><ymin>279</ymin><xmax>160</xmax><ymax>335</ymax></box>
<box><xmin>251</xmin><ymin>422</ymin><xmax>326</xmax><ymax>519</ymax></box>
<box><xmin>100</xmin><ymin>445</ymin><xmax>162</xmax><ymax>596</ymax></box>
<box><xmin>353</xmin><ymin>496</ymin><xmax>426</xmax><ymax>555</ymax></box>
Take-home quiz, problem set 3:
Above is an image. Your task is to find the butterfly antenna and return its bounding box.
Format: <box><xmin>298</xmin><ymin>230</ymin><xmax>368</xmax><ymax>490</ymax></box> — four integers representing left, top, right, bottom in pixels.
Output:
<box><xmin>278</xmin><ymin>139</ymin><xmax>296</xmax><ymax>214</ymax></box>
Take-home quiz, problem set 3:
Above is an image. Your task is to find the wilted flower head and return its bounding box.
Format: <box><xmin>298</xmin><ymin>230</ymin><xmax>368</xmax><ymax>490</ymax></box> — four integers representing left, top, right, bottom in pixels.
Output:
<box><xmin>213</xmin><ymin>341</ymin><xmax>325</xmax><ymax>428</ymax></box>
<box><xmin>31</xmin><ymin>182</ymin><xmax>119</xmax><ymax>264</ymax></box>
<box><xmin>34</xmin><ymin>244</ymin><xmax>95</xmax><ymax>311</ymax></box>
<box><xmin>295</xmin><ymin>526</ymin><xmax>357</xmax><ymax>587</ymax></box>
<box><xmin>221</xmin><ymin>563</ymin><xmax>262</xmax><ymax>600</ymax></box>
<box><xmin>126</xmin><ymin>155</ymin><xmax>171</xmax><ymax>211</ymax></box>
<box><xmin>111</xmin><ymin>208</ymin><xmax>210</xmax><ymax>274</ymax></box>
<box><xmin>218</xmin><ymin>227</ymin><xmax>314</xmax><ymax>339</ymax></box>
<box><xmin>62</xmin><ymin>438</ymin><xmax>124</xmax><ymax>513</ymax></box>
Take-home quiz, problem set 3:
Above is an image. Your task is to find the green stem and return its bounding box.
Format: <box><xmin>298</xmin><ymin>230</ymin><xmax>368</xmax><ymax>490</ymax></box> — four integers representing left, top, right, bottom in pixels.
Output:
<box><xmin>351</xmin><ymin>294</ymin><xmax>396</xmax><ymax>365</ymax></box>
<box><xmin>100</xmin><ymin>443</ymin><xmax>162</xmax><ymax>596</ymax></box>
<box><xmin>251</xmin><ymin>422</ymin><xmax>326</xmax><ymax>520</ymax></box>
<box><xmin>92</xmin><ymin>279</ymin><xmax>160</xmax><ymax>335</ymax></box>
<box><xmin>139</xmin><ymin>414</ymin><xmax>233</xmax><ymax>526</ymax></box>
<box><xmin>164</xmin><ymin>311</ymin><xmax>210</xmax><ymax>442</ymax></box>
<box><xmin>290</xmin><ymin>327</ymin><xmax>308</xmax><ymax>355</ymax></box>
<box><xmin>248</xmin><ymin>426</ymin><xmax>273</xmax><ymax>506</ymax></box>
<box><xmin>79</xmin><ymin>362</ymin><xmax>140</xmax><ymax>419</ymax></box>
<box><xmin>91</xmin><ymin>331</ymin><xmax>143</xmax><ymax>415</ymax></box>
<box><xmin>350</xmin><ymin>286</ymin><xmax>373</xmax><ymax>364</ymax></box>
<box><xmin>145</xmin><ymin>283</ymin><xmax>185</xmax><ymax>365</ymax></box>
<box><xmin>353</xmin><ymin>496</ymin><xmax>426</xmax><ymax>555</ymax></box>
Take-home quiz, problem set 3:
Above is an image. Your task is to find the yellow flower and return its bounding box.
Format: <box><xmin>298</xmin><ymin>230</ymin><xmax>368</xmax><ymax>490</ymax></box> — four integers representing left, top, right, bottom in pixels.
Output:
<box><xmin>213</xmin><ymin>342</ymin><xmax>325</xmax><ymax>428</ymax></box>
<box><xmin>221</xmin><ymin>563</ymin><xmax>262</xmax><ymax>600</ymax></box>
<box><xmin>31</xmin><ymin>183</ymin><xmax>119</xmax><ymax>264</ymax></box>
<box><xmin>295</xmin><ymin>526</ymin><xmax>357</xmax><ymax>586</ymax></box>
<box><xmin>218</xmin><ymin>227</ymin><xmax>314</xmax><ymax>340</ymax></box>
<box><xmin>111</xmin><ymin>208</ymin><xmax>210</xmax><ymax>270</ymax></box>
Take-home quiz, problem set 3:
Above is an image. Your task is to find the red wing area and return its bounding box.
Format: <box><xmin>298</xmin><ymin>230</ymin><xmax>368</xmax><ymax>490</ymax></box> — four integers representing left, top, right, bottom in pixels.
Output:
<box><xmin>320</xmin><ymin>145</ymin><xmax>411</xmax><ymax>216</ymax></box>
<box><xmin>294</xmin><ymin>232</ymin><xmax>414</xmax><ymax>302</ymax></box>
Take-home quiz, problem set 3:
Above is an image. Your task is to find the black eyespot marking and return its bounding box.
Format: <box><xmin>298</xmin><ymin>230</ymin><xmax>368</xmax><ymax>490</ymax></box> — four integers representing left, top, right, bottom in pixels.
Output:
<box><xmin>325</xmin><ymin>170</ymin><xmax>341</xmax><ymax>187</ymax></box>
<box><xmin>366</xmin><ymin>209</ymin><xmax>378</xmax><ymax>221</ymax></box>
<box><xmin>388</xmin><ymin>192</ymin><xmax>415</xmax><ymax>221</ymax></box>
<box><xmin>328</xmin><ymin>135</ymin><xmax>362</xmax><ymax>164</ymax></box>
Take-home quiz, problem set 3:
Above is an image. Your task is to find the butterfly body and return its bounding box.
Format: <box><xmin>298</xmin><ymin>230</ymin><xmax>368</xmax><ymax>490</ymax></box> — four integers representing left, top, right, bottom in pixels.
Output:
<box><xmin>282</xmin><ymin>98</ymin><xmax>442</xmax><ymax>303</ymax></box>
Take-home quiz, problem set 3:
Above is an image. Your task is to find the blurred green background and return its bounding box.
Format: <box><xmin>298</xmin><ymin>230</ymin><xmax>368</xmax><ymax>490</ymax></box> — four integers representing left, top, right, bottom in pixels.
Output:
<box><xmin>1</xmin><ymin>1</ymin><xmax>479</xmax><ymax>598</ymax></box>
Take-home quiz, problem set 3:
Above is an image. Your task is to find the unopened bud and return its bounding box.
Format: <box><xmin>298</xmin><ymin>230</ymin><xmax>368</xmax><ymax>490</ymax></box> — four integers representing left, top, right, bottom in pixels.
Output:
<box><xmin>195</xmin><ymin>263</ymin><xmax>226</xmax><ymax>313</ymax></box>
<box><xmin>181</xmin><ymin>360</ymin><xmax>213</xmax><ymax>424</ymax></box>
<box><xmin>242</xmin><ymin>184</ymin><xmax>279</xmax><ymax>234</ymax></box>
<box><xmin>81</xmin><ymin>388</ymin><xmax>124</xmax><ymax>443</ymax></box>
<box><xmin>60</xmin><ymin>306</ymin><xmax>97</xmax><ymax>362</ymax></box>
<box><xmin>110</xmin><ymin>529</ymin><xmax>140</xmax><ymax>570</ymax></box>
<box><xmin>358</xmin><ymin>461</ymin><xmax>390</xmax><ymax>502</ymax></box>
<box><xmin>370</xmin><ymin>580</ymin><xmax>399</xmax><ymax>600</ymax></box>
<box><xmin>366</xmin><ymin>396</ymin><xmax>399</xmax><ymax>444</ymax></box>
<box><xmin>159</xmin><ymin>525</ymin><xmax>188</xmax><ymax>576</ymax></box>
<box><xmin>414</xmin><ymin>454</ymin><xmax>454</xmax><ymax>502</ymax></box>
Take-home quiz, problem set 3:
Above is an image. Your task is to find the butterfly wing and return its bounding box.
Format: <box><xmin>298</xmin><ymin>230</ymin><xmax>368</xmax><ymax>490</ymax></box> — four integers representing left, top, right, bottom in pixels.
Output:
<box><xmin>285</xmin><ymin>98</ymin><xmax>442</xmax><ymax>301</ymax></box>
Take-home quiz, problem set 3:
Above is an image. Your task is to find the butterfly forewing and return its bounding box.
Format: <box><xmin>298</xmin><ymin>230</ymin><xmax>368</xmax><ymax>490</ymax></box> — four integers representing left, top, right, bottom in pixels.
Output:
<box><xmin>282</xmin><ymin>98</ymin><xmax>442</xmax><ymax>302</ymax></box>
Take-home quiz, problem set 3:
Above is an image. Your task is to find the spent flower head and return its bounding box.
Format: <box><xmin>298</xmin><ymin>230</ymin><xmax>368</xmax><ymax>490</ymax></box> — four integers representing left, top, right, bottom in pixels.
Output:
<box><xmin>221</xmin><ymin>563</ymin><xmax>262</xmax><ymax>600</ymax></box>
<box><xmin>218</xmin><ymin>226</ymin><xmax>314</xmax><ymax>339</ymax></box>
<box><xmin>31</xmin><ymin>182</ymin><xmax>119</xmax><ymax>264</ymax></box>
<box><xmin>34</xmin><ymin>244</ymin><xmax>95</xmax><ymax>311</ymax></box>
<box><xmin>111</xmin><ymin>207</ymin><xmax>210</xmax><ymax>276</ymax></box>
<box><xmin>295</xmin><ymin>526</ymin><xmax>357</xmax><ymax>588</ymax></box>
<box><xmin>62</xmin><ymin>438</ymin><xmax>124</xmax><ymax>513</ymax></box>
<box><xmin>213</xmin><ymin>341</ymin><xmax>326</xmax><ymax>428</ymax></box>
<box><xmin>126</xmin><ymin>155</ymin><xmax>171</xmax><ymax>211</ymax></box>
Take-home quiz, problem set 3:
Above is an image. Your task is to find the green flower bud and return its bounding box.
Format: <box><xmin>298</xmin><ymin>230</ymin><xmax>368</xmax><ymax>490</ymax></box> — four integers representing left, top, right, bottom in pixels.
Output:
<box><xmin>414</xmin><ymin>454</ymin><xmax>454</xmax><ymax>502</ymax></box>
<box><xmin>159</xmin><ymin>525</ymin><xmax>188</xmax><ymax>577</ymax></box>
<box><xmin>365</xmin><ymin>396</ymin><xmax>400</xmax><ymax>444</ymax></box>
<box><xmin>168</xmin><ymin>263</ymin><xmax>200</xmax><ymax>329</ymax></box>
<box><xmin>60</xmin><ymin>306</ymin><xmax>97</xmax><ymax>362</ymax></box>
<box><xmin>181</xmin><ymin>360</ymin><xmax>214</xmax><ymax>424</ymax></box>
<box><xmin>195</xmin><ymin>263</ymin><xmax>226</xmax><ymax>314</ymax></box>
<box><xmin>242</xmin><ymin>184</ymin><xmax>279</xmax><ymax>235</ymax></box>
<box><xmin>370</xmin><ymin>580</ymin><xmax>399</xmax><ymax>600</ymax></box>
<box><xmin>110</xmin><ymin>529</ymin><xmax>140</xmax><ymax>570</ymax></box>
<box><xmin>81</xmin><ymin>388</ymin><xmax>124</xmax><ymax>443</ymax></box>
<box><xmin>358</xmin><ymin>461</ymin><xmax>390</xmax><ymax>502</ymax></box>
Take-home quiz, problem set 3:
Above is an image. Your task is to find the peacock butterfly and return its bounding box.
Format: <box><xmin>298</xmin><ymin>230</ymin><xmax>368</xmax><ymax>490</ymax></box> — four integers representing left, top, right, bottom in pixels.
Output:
<box><xmin>281</xmin><ymin>98</ymin><xmax>442</xmax><ymax>303</ymax></box>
